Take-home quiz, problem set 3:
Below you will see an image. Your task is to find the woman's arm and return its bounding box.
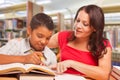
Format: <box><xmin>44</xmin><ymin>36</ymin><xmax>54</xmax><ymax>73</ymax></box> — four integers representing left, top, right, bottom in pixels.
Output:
<box><xmin>47</xmin><ymin>32</ymin><xmax>59</xmax><ymax>48</ymax></box>
<box><xmin>56</xmin><ymin>47</ymin><xmax>112</xmax><ymax>80</ymax></box>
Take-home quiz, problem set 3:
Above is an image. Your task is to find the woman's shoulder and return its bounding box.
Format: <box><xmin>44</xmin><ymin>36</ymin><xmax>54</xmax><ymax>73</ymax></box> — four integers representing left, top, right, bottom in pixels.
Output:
<box><xmin>59</xmin><ymin>30</ymin><xmax>72</xmax><ymax>33</ymax></box>
<box><xmin>58</xmin><ymin>30</ymin><xmax>73</xmax><ymax>37</ymax></box>
<box><xmin>103</xmin><ymin>39</ymin><xmax>112</xmax><ymax>48</ymax></box>
<box><xmin>58</xmin><ymin>31</ymin><xmax>73</xmax><ymax>47</ymax></box>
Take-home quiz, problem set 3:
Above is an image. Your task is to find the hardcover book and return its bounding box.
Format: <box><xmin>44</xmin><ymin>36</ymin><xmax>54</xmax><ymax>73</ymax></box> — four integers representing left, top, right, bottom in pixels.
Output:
<box><xmin>0</xmin><ymin>63</ymin><xmax>55</xmax><ymax>76</ymax></box>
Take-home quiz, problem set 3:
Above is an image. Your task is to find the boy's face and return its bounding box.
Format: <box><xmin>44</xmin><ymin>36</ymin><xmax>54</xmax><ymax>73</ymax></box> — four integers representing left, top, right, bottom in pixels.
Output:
<box><xmin>28</xmin><ymin>26</ymin><xmax>53</xmax><ymax>51</ymax></box>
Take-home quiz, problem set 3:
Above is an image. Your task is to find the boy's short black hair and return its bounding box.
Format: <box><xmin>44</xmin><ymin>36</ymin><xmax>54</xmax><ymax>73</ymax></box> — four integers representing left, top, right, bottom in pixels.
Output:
<box><xmin>30</xmin><ymin>13</ymin><xmax>54</xmax><ymax>31</ymax></box>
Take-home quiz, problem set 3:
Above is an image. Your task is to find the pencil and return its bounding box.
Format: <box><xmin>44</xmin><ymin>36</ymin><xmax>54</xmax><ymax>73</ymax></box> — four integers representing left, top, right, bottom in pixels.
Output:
<box><xmin>40</xmin><ymin>52</ymin><xmax>47</xmax><ymax>63</ymax></box>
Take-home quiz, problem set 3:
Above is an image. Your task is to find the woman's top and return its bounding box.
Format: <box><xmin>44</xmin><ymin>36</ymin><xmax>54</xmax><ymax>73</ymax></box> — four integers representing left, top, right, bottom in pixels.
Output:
<box><xmin>58</xmin><ymin>31</ymin><xmax>111</xmax><ymax>75</ymax></box>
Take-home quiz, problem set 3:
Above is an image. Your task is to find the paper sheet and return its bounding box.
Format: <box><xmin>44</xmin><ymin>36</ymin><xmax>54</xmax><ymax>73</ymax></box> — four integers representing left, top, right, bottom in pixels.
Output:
<box><xmin>55</xmin><ymin>73</ymin><xmax>86</xmax><ymax>80</ymax></box>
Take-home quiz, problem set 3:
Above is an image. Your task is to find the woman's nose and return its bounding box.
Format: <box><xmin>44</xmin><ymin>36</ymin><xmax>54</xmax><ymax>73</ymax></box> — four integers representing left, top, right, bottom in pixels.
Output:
<box><xmin>75</xmin><ymin>23</ymin><xmax>82</xmax><ymax>29</ymax></box>
<box><xmin>77</xmin><ymin>22</ymin><xmax>83</xmax><ymax>28</ymax></box>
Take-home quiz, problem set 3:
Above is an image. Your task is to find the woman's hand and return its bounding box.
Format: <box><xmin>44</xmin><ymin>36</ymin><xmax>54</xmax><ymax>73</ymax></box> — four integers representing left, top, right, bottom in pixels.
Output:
<box><xmin>57</xmin><ymin>60</ymin><xmax>72</xmax><ymax>74</ymax></box>
<box><xmin>23</xmin><ymin>51</ymin><xmax>44</xmax><ymax>65</ymax></box>
<box><xmin>49</xmin><ymin>60</ymin><xmax>73</xmax><ymax>74</ymax></box>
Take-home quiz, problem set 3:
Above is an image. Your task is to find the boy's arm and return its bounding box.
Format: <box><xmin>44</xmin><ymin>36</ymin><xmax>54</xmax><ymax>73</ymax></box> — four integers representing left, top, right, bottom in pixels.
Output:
<box><xmin>0</xmin><ymin>54</ymin><xmax>25</xmax><ymax>64</ymax></box>
<box><xmin>0</xmin><ymin>52</ymin><xmax>43</xmax><ymax>65</ymax></box>
<box><xmin>0</xmin><ymin>39</ymin><xmax>44</xmax><ymax>65</ymax></box>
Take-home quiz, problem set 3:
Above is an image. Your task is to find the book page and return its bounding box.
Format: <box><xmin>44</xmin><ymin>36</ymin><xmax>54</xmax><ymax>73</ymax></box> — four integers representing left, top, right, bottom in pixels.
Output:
<box><xmin>24</xmin><ymin>64</ymin><xmax>56</xmax><ymax>75</ymax></box>
<box><xmin>0</xmin><ymin>63</ymin><xmax>24</xmax><ymax>70</ymax></box>
<box><xmin>114</xmin><ymin>66</ymin><xmax>120</xmax><ymax>70</ymax></box>
<box><xmin>0</xmin><ymin>63</ymin><xmax>25</xmax><ymax>74</ymax></box>
<box><xmin>55</xmin><ymin>73</ymin><xmax>86</xmax><ymax>80</ymax></box>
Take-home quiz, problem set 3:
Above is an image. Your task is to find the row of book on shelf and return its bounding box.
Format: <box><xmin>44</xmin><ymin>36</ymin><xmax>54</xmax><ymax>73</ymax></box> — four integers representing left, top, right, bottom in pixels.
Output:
<box><xmin>0</xmin><ymin>19</ymin><xmax>27</xmax><ymax>46</ymax></box>
<box><xmin>0</xmin><ymin>28</ymin><xmax>27</xmax><ymax>47</ymax></box>
<box><xmin>1</xmin><ymin>19</ymin><xmax>120</xmax><ymax>51</ymax></box>
<box><xmin>104</xmin><ymin>25</ymin><xmax>120</xmax><ymax>52</ymax></box>
<box><xmin>0</xmin><ymin>18</ymin><xmax>26</xmax><ymax>30</ymax></box>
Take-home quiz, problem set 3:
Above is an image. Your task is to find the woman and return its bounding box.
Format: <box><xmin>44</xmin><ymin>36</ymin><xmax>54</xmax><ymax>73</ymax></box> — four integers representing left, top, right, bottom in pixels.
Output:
<box><xmin>48</xmin><ymin>5</ymin><xmax>112</xmax><ymax>80</ymax></box>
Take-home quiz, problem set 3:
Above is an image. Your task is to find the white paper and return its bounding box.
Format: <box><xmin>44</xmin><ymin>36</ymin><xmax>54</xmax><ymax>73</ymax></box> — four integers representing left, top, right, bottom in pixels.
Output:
<box><xmin>55</xmin><ymin>73</ymin><xmax>86</xmax><ymax>80</ymax></box>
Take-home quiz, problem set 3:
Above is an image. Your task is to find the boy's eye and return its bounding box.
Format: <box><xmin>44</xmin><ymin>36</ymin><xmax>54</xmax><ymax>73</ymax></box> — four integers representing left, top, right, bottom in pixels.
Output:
<box><xmin>46</xmin><ymin>37</ymin><xmax>50</xmax><ymax>40</ymax></box>
<box><xmin>37</xmin><ymin>35</ymin><xmax>42</xmax><ymax>38</ymax></box>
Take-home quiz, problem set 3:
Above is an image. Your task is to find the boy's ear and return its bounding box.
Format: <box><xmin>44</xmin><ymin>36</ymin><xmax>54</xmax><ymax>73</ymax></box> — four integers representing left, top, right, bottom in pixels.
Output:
<box><xmin>27</xmin><ymin>26</ymin><xmax>32</xmax><ymax>37</ymax></box>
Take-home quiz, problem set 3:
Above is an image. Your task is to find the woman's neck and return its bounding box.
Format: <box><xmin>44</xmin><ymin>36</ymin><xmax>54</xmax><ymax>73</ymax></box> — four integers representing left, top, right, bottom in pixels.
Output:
<box><xmin>74</xmin><ymin>37</ymin><xmax>89</xmax><ymax>44</ymax></box>
<box><xmin>68</xmin><ymin>38</ymin><xmax>90</xmax><ymax>51</ymax></box>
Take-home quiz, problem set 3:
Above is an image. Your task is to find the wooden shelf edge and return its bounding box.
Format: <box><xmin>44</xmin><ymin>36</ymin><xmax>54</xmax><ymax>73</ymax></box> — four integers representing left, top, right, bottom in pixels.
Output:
<box><xmin>0</xmin><ymin>3</ymin><xmax>26</xmax><ymax>13</ymax></box>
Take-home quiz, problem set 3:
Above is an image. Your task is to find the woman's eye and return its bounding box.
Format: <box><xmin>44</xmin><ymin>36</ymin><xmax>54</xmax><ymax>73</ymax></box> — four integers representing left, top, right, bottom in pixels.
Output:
<box><xmin>83</xmin><ymin>23</ymin><xmax>89</xmax><ymax>26</ymax></box>
<box><xmin>76</xmin><ymin>20</ymin><xmax>80</xmax><ymax>22</ymax></box>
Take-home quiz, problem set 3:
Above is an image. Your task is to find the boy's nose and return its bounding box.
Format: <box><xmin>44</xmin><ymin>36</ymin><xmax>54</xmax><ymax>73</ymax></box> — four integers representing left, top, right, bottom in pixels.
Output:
<box><xmin>41</xmin><ymin>40</ymin><xmax>46</xmax><ymax>44</ymax></box>
<box><xmin>40</xmin><ymin>39</ymin><xmax>47</xmax><ymax>46</ymax></box>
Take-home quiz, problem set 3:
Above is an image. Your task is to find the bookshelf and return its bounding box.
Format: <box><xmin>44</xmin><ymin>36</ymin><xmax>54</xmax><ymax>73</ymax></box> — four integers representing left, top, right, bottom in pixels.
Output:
<box><xmin>49</xmin><ymin>13</ymin><xmax>73</xmax><ymax>32</ymax></box>
<box><xmin>48</xmin><ymin>13</ymin><xmax>73</xmax><ymax>61</ymax></box>
<box><xmin>102</xmin><ymin>5</ymin><xmax>120</xmax><ymax>13</ymax></box>
<box><xmin>49</xmin><ymin>13</ymin><xmax>65</xmax><ymax>32</ymax></box>
<box><xmin>104</xmin><ymin>25</ymin><xmax>120</xmax><ymax>65</ymax></box>
<box><xmin>102</xmin><ymin>6</ymin><xmax>120</xmax><ymax>65</ymax></box>
<box><xmin>0</xmin><ymin>1</ymin><xmax>43</xmax><ymax>47</ymax></box>
<box><xmin>64</xmin><ymin>18</ymin><xmax>73</xmax><ymax>30</ymax></box>
<box><xmin>48</xmin><ymin>13</ymin><xmax>65</xmax><ymax>59</ymax></box>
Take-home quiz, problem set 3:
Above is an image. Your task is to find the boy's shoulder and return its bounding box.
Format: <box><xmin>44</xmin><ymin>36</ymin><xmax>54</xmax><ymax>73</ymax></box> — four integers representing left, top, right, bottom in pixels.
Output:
<box><xmin>12</xmin><ymin>37</ymin><xmax>23</xmax><ymax>41</ymax></box>
<box><xmin>15</xmin><ymin>37</ymin><xmax>23</xmax><ymax>41</ymax></box>
<box><xmin>9</xmin><ymin>38</ymin><xmax>24</xmax><ymax>43</ymax></box>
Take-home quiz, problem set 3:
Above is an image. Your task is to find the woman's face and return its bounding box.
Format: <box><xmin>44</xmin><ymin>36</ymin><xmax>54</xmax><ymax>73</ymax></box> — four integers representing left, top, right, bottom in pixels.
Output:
<box><xmin>74</xmin><ymin>10</ymin><xmax>95</xmax><ymax>39</ymax></box>
<box><xmin>28</xmin><ymin>26</ymin><xmax>53</xmax><ymax>51</ymax></box>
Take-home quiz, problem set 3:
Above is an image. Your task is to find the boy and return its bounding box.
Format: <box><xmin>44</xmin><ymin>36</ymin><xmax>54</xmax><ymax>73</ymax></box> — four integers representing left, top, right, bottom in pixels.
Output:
<box><xmin>0</xmin><ymin>13</ymin><xmax>57</xmax><ymax>66</ymax></box>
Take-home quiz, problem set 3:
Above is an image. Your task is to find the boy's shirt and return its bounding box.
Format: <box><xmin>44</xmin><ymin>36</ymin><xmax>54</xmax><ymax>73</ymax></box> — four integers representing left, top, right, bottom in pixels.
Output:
<box><xmin>0</xmin><ymin>38</ymin><xmax>57</xmax><ymax>65</ymax></box>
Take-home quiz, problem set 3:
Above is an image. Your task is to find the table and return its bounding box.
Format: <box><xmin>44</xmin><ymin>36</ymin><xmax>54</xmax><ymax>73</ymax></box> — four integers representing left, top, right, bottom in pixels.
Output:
<box><xmin>0</xmin><ymin>77</ymin><xmax>17</xmax><ymax>80</ymax></box>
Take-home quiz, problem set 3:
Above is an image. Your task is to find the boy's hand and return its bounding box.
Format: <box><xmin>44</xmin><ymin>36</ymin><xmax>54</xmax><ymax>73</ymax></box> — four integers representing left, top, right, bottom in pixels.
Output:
<box><xmin>23</xmin><ymin>51</ymin><xmax>45</xmax><ymax>65</ymax></box>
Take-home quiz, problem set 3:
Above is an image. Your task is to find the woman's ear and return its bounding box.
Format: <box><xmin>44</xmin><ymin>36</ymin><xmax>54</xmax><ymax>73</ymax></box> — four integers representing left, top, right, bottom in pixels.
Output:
<box><xmin>93</xmin><ymin>29</ymin><xmax>96</xmax><ymax>32</ymax></box>
<box><xmin>27</xmin><ymin>26</ymin><xmax>32</xmax><ymax>37</ymax></box>
<box><xmin>92</xmin><ymin>27</ymin><xmax>96</xmax><ymax>32</ymax></box>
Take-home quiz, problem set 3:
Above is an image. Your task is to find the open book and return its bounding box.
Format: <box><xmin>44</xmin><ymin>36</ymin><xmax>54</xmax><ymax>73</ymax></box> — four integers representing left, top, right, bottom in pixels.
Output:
<box><xmin>0</xmin><ymin>63</ymin><xmax>55</xmax><ymax>76</ymax></box>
